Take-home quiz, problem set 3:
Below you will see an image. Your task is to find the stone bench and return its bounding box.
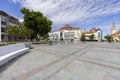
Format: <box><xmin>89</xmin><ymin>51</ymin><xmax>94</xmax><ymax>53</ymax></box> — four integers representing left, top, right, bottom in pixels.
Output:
<box><xmin>0</xmin><ymin>43</ymin><xmax>29</xmax><ymax>66</ymax></box>
<box><xmin>24</xmin><ymin>42</ymin><xmax>32</xmax><ymax>48</ymax></box>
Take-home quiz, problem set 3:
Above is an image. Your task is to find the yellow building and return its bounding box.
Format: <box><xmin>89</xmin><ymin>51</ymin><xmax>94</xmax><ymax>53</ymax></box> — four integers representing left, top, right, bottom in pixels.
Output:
<box><xmin>111</xmin><ymin>23</ymin><xmax>120</xmax><ymax>41</ymax></box>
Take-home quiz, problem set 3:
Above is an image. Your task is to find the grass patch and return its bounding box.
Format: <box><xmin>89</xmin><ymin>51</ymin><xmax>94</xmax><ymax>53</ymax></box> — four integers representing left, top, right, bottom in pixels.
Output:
<box><xmin>7</xmin><ymin>42</ymin><xmax>16</xmax><ymax>45</ymax></box>
<box><xmin>0</xmin><ymin>43</ymin><xmax>6</xmax><ymax>46</ymax></box>
<box><xmin>0</xmin><ymin>42</ymin><xmax>16</xmax><ymax>47</ymax></box>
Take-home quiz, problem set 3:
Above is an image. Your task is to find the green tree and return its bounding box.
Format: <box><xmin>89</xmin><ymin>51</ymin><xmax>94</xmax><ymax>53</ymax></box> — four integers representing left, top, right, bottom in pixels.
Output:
<box><xmin>21</xmin><ymin>8</ymin><xmax>52</xmax><ymax>40</ymax></box>
<box><xmin>104</xmin><ymin>35</ymin><xmax>112</xmax><ymax>41</ymax></box>
<box><xmin>89</xmin><ymin>34</ymin><xmax>94</xmax><ymax>41</ymax></box>
<box><xmin>81</xmin><ymin>34</ymin><xmax>86</xmax><ymax>41</ymax></box>
<box><xmin>6</xmin><ymin>26</ymin><xmax>19</xmax><ymax>37</ymax></box>
<box><xmin>6</xmin><ymin>26</ymin><xmax>33</xmax><ymax>41</ymax></box>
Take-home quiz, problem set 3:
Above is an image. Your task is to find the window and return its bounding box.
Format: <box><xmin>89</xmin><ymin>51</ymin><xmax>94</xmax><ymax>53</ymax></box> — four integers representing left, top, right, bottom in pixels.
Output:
<box><xmin>1</xmin><ymin>21</ymin><xmax>6</xmax><ymax>25</ymax></box>
<box><xmin>1</xmin><ymin>35</ymin><xmax>4</xmax><ymax>39</ymax></box>
<box><xmin>1</xmin><ymin>27</ymin><xmax>6</xmax><ymax>32</ymax></box>
<box><xmin>98</xmin><ymin>32</ymin><xmax>100</xmax><ymax>38</ymax></box>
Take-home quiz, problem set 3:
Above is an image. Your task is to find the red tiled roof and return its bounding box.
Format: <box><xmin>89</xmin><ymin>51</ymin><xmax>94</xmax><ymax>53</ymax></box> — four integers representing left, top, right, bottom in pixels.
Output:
<box><xmin>59</xmin><ymin>24</ymin><xmax>73</xmax><ymax>30</ymax></box>
<box><xmin>83</xmin><ymin>27</ymin><xmax>97</xmax><ymax>34</ymax></box>
<box><xmin>83</xmin><ymin>31</ymin><xmax>92</xmax><ymax>34</ymax></box>
<box><xmin>59</xmin><ymin>27</ymin><xmax>73</xmax><ymax>30</ymax></box>
<box><xmin>89</xmin><ymin>27</ymin><xmax>97</xmax><ymax>32</ymax></box>
<box><xmin>51</xmin><ymin>24</ymin><xmax>81</xmax><ymax>32</ymax></box>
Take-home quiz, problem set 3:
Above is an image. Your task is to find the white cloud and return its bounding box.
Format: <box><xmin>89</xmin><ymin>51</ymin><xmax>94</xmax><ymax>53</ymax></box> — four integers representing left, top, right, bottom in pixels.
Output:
<box><xmin>9</xmin><ymin>0</ymin><xmax>17</xmax><ymax>3</ymax></box>
<box><xmin>10</xmin><ymin>0</ymin><xmax>120</xmax><ymax>28</ymax></box>
<box><xmin>18</xmin><ymin>18</ymin><xmax>24</xmax><ymax>22</ymax></box>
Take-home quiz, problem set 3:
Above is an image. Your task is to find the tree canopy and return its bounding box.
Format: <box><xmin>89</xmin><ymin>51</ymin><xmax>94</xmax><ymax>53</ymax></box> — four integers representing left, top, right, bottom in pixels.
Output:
<box><xmin>21</xmin><ymin>8</ymin><xmax>52</xmax><ymax>40</ymax></box>
<box><xmin>6</xmin><ymin>26</ymin><xmax>33</xmax><ymax>39</ymax></box>
<box><xmin>81</xmin><ymin>34</ymin><xmax>86</xmax><ymax>41</ymax></box>
<box><xmin>89</xmin><ymin>34</ymin><xmax>94</xmax><ymax>41</ymax></box>
<box><xmin>104</xmin><ymin>35</ymin><xmax>112</xmax><ymax>41</ymax></box>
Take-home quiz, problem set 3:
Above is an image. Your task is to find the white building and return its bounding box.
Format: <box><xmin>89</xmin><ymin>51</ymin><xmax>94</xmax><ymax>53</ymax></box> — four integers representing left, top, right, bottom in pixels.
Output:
<box><xmin>0</xmin><ymin>10</ymin><xmax>9</xmax><ymax>42</ymax></box>
<box><xmin>83</xmin><ymin>27</ymin><xmax>102</xmax><ymax>41</ymax></box>
<box><xmin>0</xmin><ymin>10</ymin><xmax>20</xmax><ymax>42</ymax></box>
<box><xmin>49</xmin><ymin>24</ymin><xmax>83</xmax><ymax>41</ymax></box>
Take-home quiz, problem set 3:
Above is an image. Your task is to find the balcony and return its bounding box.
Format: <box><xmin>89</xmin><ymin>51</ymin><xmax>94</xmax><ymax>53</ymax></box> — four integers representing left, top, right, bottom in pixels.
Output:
<box><xmin>1</xmin><ymin>24</ymin><xmax>6</xmax><ymax>28</ymax></box>
<box><xmin>1</xmin><ymin>32</ymin><xmax>7</xmax><ymax>35</ymax></box>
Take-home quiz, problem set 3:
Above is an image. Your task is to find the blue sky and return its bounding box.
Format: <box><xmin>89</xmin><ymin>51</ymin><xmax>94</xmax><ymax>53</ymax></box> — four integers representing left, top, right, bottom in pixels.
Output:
<box><xmin>0</xmin><ymin>0</ymin><xmax>23</xmax><ymax>19</ymax></box>
<box><xmin>1</xmin><ymin>0</ymin><xmax>120</xmax><ymax>36</ymax></box>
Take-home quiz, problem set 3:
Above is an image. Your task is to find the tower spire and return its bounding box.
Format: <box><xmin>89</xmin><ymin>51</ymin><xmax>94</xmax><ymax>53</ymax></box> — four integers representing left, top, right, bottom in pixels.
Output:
<box><xmin>113</xmin><ymin>22</ymin><xmax>115</xmax><ymax>25</ymax></box>
<box><xmin>112</xmin><ymin>23</ymin><xmax>116</xmax><ymax>34</ymax></box>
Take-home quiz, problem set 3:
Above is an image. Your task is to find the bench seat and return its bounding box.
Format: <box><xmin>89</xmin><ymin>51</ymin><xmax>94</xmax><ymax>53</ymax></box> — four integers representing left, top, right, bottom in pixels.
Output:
<box><xmin>0</xmin><ymin>43</ymin><xmax>29</xmax><ymax>66</ymax></box>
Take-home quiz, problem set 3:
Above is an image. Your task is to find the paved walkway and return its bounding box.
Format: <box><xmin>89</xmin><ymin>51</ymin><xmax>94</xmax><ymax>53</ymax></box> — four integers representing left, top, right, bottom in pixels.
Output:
<box><xmin>0</xmin><ymin>42</ymin><xmax>120</xmax><ymax>80</ymax></box>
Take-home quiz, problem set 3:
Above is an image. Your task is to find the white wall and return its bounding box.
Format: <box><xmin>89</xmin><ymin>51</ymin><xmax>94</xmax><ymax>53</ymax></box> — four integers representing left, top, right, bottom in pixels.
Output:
<box><xmin>64</xmin><ymin>30</ymin><xmax>74</xmax><ymax>40</ymax></box>
<box><xmin>49</xmin><ymin>29</ymin><xmax>83</xmax><ymax>41</ymax></box>
<box><xmin>49</xmin><ymin>31</ymin><xmax>60</xmax><ymax>41</ymax></box>
<box><xmin>112</xmin><ymin>29</ymin><xmax>116</xmax><ymax>34</ymax></box>
<box><xmin>93</xmin><ymin>30</ymin><xmax>102</xmax><ymax>40</ymax></box>
<box><xmin>84</xmin><ymin>30</ymin><xmax>102</xmax><ymax>40</ymax></box>
<box><xmin>93</xmin><ymin>32</ymin><xmax>98</xmax><ymax>40</ymax></box>
<box><xmin>85</xmin><ymin>34</ymin><xmax>91</xmax><ymax>40</ymax></box>
<box><xmin>74</xmin><ymin>30</ymin><xmax>82</xmax><ymax>39</ymax></box>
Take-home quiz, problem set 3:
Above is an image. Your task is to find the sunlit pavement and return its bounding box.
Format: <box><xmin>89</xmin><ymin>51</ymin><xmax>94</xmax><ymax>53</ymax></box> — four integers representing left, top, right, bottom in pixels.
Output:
<box><xmin>0</xmin><ymin>41</ymin><xmax>120</xmax><ymax>80</ymax></box>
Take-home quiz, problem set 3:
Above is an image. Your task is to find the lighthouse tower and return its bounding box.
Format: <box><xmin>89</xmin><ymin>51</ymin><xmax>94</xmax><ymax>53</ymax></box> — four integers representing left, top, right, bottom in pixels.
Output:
<box><xmin>111</xmin><ymin>23</ymin><xmax>116</xmax><ymax>34</ymax></box>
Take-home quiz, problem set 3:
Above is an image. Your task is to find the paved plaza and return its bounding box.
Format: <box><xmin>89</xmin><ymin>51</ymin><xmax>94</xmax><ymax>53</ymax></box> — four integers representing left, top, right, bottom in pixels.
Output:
<box><xmin>0</xmin><ymin>42</ymin><xmax>120</xmax><ymax>80</ymax></box>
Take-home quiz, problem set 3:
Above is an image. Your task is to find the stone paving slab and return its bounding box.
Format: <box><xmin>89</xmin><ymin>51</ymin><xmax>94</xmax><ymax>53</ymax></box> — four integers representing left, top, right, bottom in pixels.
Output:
<box><xmin>49</xmin><ymin>60</ymin><xmax>120</xmax><ymax>80</ymax></box>
<box><xmin>79</xmin><ymin>43</ymin><xmax>120</xmax><ymax>66</ymax></box>
<box><xmin>0</xmin><ymin>42</ymin><xmax>120</xmax><ymax>80</ymax></box>
<box><xmin>0</xmin><ymin>46</ymin><xmax>61</xmax><ymax>80</ymax></box>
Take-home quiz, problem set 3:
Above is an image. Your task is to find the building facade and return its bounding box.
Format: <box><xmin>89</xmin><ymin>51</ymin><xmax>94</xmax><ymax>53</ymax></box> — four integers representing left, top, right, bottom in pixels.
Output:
<box><xmin>49</xmin><ymin>24</ymin><xmax>83</xmax><ymax>41</ymax></box>
<box><xmin>8</xmin><ymin>15</ymin><xmax>20</xmax><ymax>26</ymax></box>
<box><xmin>0</xmin><ymin>10</ymin><xmax>20</xmax><ymax>42</ymax></box>
<box><xmin>49</xmin><ymin>24</ymin><xmax>102</xmax><ymax>41</ymax></box>
<box><xmin>0</xmin><ymin>10</ymin><xmax>9</xmax><ymax>42</ymax></box>
<box><xmin>111</xmin><ymin>23</ymin><xmax>120</xmax><ymax>41</ymax></box>
<box><xmin>111</xmin><ymin>23</ymin><xmax>116</xmax><ymax>34</ymax></box>
<box><xmin>83</xmin><ymin>27</ymin><xmax>102</xmax><ymax>41</ymax></box>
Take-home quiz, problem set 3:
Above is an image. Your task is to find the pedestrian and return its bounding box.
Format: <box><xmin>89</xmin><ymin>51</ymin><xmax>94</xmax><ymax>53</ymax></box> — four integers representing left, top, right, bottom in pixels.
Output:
<box><xmin>109</xmin><ymin>39</ymin><xmax>111</xmax><ymax>43</ymax></box>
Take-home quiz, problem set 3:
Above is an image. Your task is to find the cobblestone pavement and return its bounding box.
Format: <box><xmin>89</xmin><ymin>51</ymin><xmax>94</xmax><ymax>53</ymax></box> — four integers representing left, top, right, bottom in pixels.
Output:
<box><xmin>0</xmin><ymin>42</ymin><xmax>120</xmax><ymax>80</ymax></box>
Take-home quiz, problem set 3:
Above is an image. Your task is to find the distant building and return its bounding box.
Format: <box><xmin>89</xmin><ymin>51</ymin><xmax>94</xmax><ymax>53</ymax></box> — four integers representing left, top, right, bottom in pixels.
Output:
<box><xmin>0</xmin><ymin>10</ymin><xmax>9</xmax><ymax>42</ymax></box>
<box><xmin>8</xmin><ymin>15</ymin><xmax>20</xmax><ymax>26</ymax></box>
<box><xmin>49</xmin><ymin>24</ymin><xmax>102</xmax><ymax>41</ymax></box>
<box><xmin>83</xmin><ymin>27</ymin><xmax>102</xmax><ymax>41</ymax></box>
<box><xmin>0</xmin><ymin>10</ymin><xmax>20</xmax><ymax>42</ymax></box>
<box><xmin>111</xmin><ymin>23</ymin><xmax>120</xmax><ymax>41</ymax></box>
<box><xmin>111</xmin><ymin>23</ymin><xmax>116</xmax><ymax>34</ymax></box>
<box><xmin>49</xmin><ymin>24</ymin><xmax>83</xmax><ymax>41</ymax></box>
